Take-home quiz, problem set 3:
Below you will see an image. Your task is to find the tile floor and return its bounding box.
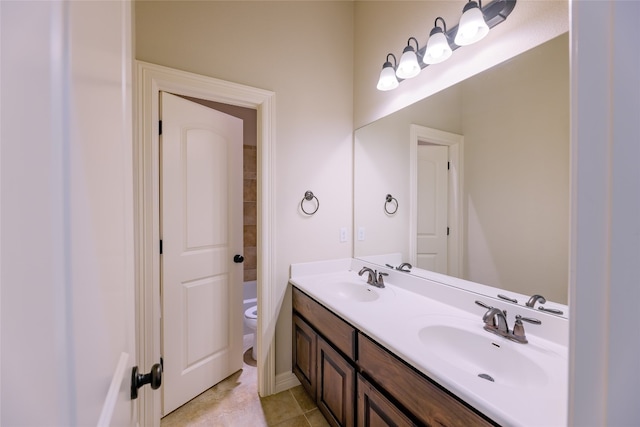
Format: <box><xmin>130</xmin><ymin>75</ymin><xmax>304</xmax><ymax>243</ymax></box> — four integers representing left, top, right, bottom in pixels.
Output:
<box><xmin>161</xmin><ymin>335</ymin><xmax>330</xmax><ymax>427</ymax></box>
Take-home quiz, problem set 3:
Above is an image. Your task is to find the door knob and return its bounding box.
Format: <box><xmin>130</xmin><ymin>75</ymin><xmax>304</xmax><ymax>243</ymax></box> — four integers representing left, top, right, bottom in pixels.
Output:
<box><xmin>233</xmin><ymin>254</ymin><xmax>244</xmax><ymax>263</ymax></box>
<box><xmin>131</xmin><ymin>363</ymin><xmax>162</xmax><ymax>399</ymax></box>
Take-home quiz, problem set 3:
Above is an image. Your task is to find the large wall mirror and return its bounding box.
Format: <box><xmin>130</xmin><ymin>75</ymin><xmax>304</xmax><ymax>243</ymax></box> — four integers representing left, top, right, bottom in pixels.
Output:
<box><xmin>354</xmin><ymin>33</ymin><xmax>569</xmax><ymax>309</ymax></box>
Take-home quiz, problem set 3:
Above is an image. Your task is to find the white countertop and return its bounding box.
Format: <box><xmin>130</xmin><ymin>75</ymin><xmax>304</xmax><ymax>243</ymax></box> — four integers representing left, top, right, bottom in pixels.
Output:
<box><xmin>290</xmin><ymin>258</ymin><xmax>569</xmax><ymax>427</ymax></box>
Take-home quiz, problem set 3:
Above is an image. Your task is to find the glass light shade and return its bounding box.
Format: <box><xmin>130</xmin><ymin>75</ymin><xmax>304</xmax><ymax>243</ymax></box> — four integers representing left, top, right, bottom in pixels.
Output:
<box><xmin>454</xmin><ymin>2</ymin><xmax>489</xmax><ymax>46</ymax></box>
<box><xmin>377</xmin><ymin>64</ymin><xmax>399</xmax><ymax>91</ymax></box>
<box><xmin>423</xmin><ymin>29</ymin><xmax>452</xmax><ymax>64</ymax></box>
<box><xmin>396</xmin><ymin>48</ymin><xmax>421</xmax><ymax>79</ymax></box>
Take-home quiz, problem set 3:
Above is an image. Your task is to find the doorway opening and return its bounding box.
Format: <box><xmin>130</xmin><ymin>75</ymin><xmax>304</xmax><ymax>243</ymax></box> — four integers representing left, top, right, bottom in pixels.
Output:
<box><xmin>409</xmin><ymin>124</ymin><xmax>464</xmax><ymax>277</ymax></box>
<box><xmin>135</xmin><ymin>61</ymin><xmax>276</xmax><ymax>427</ymax></box>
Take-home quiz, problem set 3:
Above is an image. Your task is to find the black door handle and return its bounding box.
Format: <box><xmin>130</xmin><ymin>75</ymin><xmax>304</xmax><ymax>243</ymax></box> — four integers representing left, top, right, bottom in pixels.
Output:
<box><xmin>131</xmin><ymin>363</ymin><xmax>162</xmax><ymax>399</ymax></box>
<box><xmin>234</xmin><ymin>254</ymin><xmax>244</xmax><ymax>263</ymax></box>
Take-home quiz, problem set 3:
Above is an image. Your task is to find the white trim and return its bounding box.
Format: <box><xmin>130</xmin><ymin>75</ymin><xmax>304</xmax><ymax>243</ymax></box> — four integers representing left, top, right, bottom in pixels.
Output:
<box><xmin>274</xmin><ymin>371</ymin><xmax>301</xmax><ymax>394</ymax></box>
<box><xmin>135</xmin><ymin>61</ymin><xmax>276</xmax><ymax>427</ymax></box>
<box><xmin>409</xmin><ymin>125</ymin><xmax>464</xmax><ymax>277</ymax></box>
<box><xmin>97</xmin><ymin>352</ymin><xmax>130</xmax><ymax>427</ymax></box>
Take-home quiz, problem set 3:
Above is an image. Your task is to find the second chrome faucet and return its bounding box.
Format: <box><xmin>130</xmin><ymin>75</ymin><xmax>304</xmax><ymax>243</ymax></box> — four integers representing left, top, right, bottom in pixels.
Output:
<box><xmin>358</xmin><ymin>267</ymin><xmax>387</xmax><ymax>288</ymax></box>
<box><xmin>476</xmin><ymin>300</ymin><xmax>541</xmax><ymax>344</ymax></box>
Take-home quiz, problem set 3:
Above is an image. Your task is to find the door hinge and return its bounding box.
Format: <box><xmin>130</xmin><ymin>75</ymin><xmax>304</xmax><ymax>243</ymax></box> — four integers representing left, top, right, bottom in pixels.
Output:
<box><xmin>159</xmin><ymin>120</ymin><xmax>163</xmax><ymax>135</ymax></box>
<box><xmin>447</xmin><ymin>227</ymin><xmax>450</xmax><ymax>236</ymax></box>
<box><xmin>447</xmin><ymin>161</ymin><xmax>450</xmax><ymax>170</ymax></box>
<box><xmin>159</xmin><ymin>239</ymin><xmax>163</xmax><ymax>254</ymax></box>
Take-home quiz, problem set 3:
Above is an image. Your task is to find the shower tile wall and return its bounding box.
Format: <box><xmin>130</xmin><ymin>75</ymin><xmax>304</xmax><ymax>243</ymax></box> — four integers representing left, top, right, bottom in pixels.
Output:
<box><xmin>244</xmin><ymin>145</ymin><xmax>257</xmax><ymax>282</ymax></box>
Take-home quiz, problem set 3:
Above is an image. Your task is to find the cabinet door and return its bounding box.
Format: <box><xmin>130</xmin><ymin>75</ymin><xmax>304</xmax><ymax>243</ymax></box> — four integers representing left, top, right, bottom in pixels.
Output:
<box><xmin>293</xmin><ymin>314</ymin><xmax>317</xmax><ymax>400</ymax></box>
<box><xmin>357</xmin><ymin>375</ymin><xmax>417</xmax><ymax>427</ymax></box>
<box><xmin>317</xmin><ymin>336</ymin><xmax>355</xmax><ymax>427</ymax></box>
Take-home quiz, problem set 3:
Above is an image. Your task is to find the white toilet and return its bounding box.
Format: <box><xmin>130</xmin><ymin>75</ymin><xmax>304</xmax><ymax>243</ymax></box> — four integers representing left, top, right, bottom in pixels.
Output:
<box><xmin>243</xmin><ymin>305</ymin><xmax>258</xmax><ymax>360</ymax></box>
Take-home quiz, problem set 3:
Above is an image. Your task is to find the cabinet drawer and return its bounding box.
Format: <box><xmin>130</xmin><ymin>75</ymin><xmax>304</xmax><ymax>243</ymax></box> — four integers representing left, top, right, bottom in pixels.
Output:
<box><xmin>292</xmin><ymin>287</ymin><xmax>356</xmax><ymax>360</ymax></box>
<box><xmin>358</xmin><ymin>334</ymin><xmax>496</xmax><ymax>427</ymax></box>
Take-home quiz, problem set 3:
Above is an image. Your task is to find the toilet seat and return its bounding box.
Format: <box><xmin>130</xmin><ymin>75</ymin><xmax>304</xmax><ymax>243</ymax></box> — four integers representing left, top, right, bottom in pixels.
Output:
<box><xmin>243</xmin><ymin>305</ymin><xmax>258</xmax><ymax>361</ymax></box>
<box><xmin>244</xmin><ymin>305</ymin><xmax>257</xmax><ymax>319</ymax></box>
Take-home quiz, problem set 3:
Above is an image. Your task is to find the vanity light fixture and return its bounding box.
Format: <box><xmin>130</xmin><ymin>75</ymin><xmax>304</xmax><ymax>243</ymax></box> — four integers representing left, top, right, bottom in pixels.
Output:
<box><xmin>423</xmin><ymin>17</ymin><xmax>453</xmax><ymax>65</ymax></box>
<box><xmin>396</xmin><ymin>37</ymin><xmax>422</xmax><ymax>79</ymax></box>
<box><xmin>376</xmin><ymin>53</ymin><xmax>400</xmax><ymax>91</ymax></box>
<box><xmin>375</xmin><ymin>0</ymin><xmax>516</xmax><ymax>91</ymax></box>
<box><xmin>454</xmin><ymin>0</ymin><xmax>490</xmax><ymax>46</ymax></box>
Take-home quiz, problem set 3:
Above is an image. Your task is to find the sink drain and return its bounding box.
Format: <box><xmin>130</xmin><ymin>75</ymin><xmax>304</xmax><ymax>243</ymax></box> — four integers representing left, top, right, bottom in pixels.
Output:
<box><xmin>478</xmin><ymin>373</ymin><xmax>495</xmax><ymax>382</ymax></box>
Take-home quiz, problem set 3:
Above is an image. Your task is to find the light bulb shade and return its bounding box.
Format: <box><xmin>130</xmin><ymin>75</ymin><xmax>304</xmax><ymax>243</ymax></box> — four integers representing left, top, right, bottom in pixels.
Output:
<box><xmin>377</xmin><ymin>62</ymin><xmax>399</xmax><ymax>91</ymax></box>
<box><xmin>423</xmin><ymin>28</ymin><xmax>452</xmax><ymax>65</ymax></box>
<box><xmin>396</xmin><ymin>46</ymin><xmax>421</xmax><ymax>79</ymax></box>
<box><xmin>454</xmin><ymin>1</ymin><xmax>489</xmax><ymax>46</ymax></box>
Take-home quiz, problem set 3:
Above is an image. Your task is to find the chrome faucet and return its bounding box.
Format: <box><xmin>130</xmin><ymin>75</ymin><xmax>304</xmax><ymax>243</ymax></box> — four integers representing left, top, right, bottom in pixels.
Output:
<box><xmin>358</xmin><ymin>267</ymin><xmax>386</xmax><ymax>288</ymax></box>
<box><xmin>385</xmin><ymin>262</ymin><xmax>412</xmax><ymax>272</ymax></box>
<box><xmin>526</xmin><ymin>294</ymin><xmax>546</xmax><ymax>308</ymax></box>
<box><xmin>476</xmin><ymin>300</ymin><xmax>541</xmax><ymax>344</ymax></box>
<box><xmin>482</xmin><ymin>307</ymin><xmax>509</xmax><ymax>335</ymax></box>
<box><xmin>397</xmin><ymin>262</ymin><xmax>412</xmax><ymax>272</ymax></box>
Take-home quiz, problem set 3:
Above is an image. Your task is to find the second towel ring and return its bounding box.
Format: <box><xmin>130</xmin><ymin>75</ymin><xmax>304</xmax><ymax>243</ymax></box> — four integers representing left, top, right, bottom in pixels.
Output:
<box><xmin>301</xmin><ymin>190</ymin><xmax>319</xmax><ymax>215</ymax></box>
<box><xmin>384</xmin><ymin>194</ymin><xmax>398</xmax><ymax>215</ymax></box>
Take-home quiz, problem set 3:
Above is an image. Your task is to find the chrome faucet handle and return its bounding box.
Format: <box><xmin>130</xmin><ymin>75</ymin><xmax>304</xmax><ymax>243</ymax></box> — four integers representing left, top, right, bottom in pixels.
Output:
<box><xmin>377</xmin><ymin>272</ymin><xmax>388</xmax><ymax>287</ymax></box>
<box><xmin>516</xmin><ymin>314</ymin><xmax>541</xmax><ymax>325</ymax></box>
<box><xmin>475</xmin><ymin>300</ymin><xmax>492</xmax><ymax>310</ymax></box>
<box><xmin>512</xmin><ymin>315</ymin><xmax>541</xmax><ymax>344</ymax></box>
<box><xmin>526</xmin><ymin>294</ymin><xmax>547</xmax><ymax>308</ymax></box>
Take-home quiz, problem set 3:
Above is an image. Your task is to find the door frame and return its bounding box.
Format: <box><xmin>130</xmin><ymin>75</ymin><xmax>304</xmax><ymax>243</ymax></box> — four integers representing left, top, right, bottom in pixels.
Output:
<box><xmin>409</xmin><ymin>124</ymin><xmax>463</xmax><ymax>277</ymax></box>
<box><xmin>134</xmin><ymin>61</ymin><xmax>276</xmax><ymax>426</ymax></box>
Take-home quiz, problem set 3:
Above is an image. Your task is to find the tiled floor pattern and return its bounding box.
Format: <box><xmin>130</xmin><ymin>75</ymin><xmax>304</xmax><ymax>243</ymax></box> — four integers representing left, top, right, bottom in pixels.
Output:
<box><xmin>161</xmin><ymin>335</ymin><xmax>330</xmax><ymax>427</ymax></box>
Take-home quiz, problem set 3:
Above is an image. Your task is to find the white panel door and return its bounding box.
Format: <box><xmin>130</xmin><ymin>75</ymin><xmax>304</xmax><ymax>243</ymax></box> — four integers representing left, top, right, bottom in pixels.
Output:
<box><xmin>1</xmin><ymin>1</ymin><xmax>138</xmax><ymax>426</ymax></box>
<box><xmin>161</xmin><ymin>92</ymin><xmax>244</xmax><ymax>415</ymax></box>
<box><xmin>416</xmin><ymin>145</ymin><xmax>449</xmax><ymax>273</ymax></box>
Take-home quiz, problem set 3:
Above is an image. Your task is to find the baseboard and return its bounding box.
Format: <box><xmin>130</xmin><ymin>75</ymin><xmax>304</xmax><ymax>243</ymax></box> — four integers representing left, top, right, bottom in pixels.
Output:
<box><xmin>275</xmin><ymin>371</ymin><xmax>301</xmax><ymax>394</ymax></box>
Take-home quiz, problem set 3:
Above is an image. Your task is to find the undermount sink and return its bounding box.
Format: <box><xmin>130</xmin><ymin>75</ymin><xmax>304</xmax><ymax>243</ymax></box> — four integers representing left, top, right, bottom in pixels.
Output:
<box><xmin>417</xmin><ymin>319</ymin><xmax>553</xmax><ymax>389</ymax></box>
<box><xmin>324</xmin><ymin>281</ymin><xmax>381</xmax><ymax>302</ymax></box>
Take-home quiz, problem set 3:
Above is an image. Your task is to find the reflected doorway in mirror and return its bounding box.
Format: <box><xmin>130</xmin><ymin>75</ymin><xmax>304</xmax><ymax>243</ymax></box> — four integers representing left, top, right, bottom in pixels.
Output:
<box><xmin>410</xmin><ymin>125</ymin><xmax>463</xmax><ymax>278</ymax></box>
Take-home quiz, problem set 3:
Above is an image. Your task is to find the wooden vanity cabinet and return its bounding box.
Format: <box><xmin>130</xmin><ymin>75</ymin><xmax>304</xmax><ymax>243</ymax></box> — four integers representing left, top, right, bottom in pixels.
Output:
<box><xmin>292</xmin><ymin>285</ymin><xmax>496</xmax><ymax>427</ymax></box>
<box><xmin>292</xmin><ymin>287</ymin><xmax>356</xmax><ymax>426</ymax></box>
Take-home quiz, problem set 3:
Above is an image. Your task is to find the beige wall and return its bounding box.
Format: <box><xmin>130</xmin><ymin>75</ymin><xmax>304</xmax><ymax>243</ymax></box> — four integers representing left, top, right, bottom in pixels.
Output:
<box><xmin>136</xmin><ymin>1</ymin><xmax>354</xmax><ymax>377</ymax></box>
<box><xmin>462</xmin><ymin>33</ymin><xmax>569</xmax><ymax>303</ymax></box>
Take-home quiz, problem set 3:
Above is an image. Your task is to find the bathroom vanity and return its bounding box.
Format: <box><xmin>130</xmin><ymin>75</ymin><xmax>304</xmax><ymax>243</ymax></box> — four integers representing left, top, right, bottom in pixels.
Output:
<box><xmin>290</xmin><ymin>258</ymin><xmax>568</xmax><ymax>427</ymax></box>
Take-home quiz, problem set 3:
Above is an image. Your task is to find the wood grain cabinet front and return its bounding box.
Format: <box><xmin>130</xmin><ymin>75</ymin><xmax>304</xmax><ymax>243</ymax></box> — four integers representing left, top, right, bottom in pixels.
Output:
<box><xmin>357</xmin><ymin>374</ymin><xmax>417</xmax><ymax>427</ymax></box>
<box><xmin>292</xmin><ymin>314</ymin><xmax>317</xmax><ymax>400</ymax></box>
<box><xmin>291</xmin><ymin>285</ymin><xmax>497</xmax><ymax>427</ymax></box>
<box><xmin>358</xmin><ymin>334</ymin><xmax>495</xmax><ymax>427</ymax></box>
<box><xmin>317</xmin><ymin>336</ymin><xmax>356</xmax><ymax>427</ymax></box>
<box><xmin>292</xmin><ymin>287</ymin><xmax>357</xmax><ymax>426</ymax></box>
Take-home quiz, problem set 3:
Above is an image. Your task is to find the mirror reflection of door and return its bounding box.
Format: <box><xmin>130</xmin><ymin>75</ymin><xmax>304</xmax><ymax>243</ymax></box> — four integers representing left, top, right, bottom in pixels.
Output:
<box><xmin>417</xmin><ymin>144</ymin><xmax>448</xmax><ymax>273</ymax></box>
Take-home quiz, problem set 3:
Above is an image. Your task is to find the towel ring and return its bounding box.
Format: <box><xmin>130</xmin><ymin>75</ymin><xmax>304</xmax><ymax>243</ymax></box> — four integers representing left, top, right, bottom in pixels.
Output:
<box><xmin>300</xmin><ymin>190</ymin><xmax>319</xmax><ymax>215</ymax></box>
<box><xmin>384</xmin><ymin>194</ymin><xmax>398</xmax><ymax>215</ymax></box>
